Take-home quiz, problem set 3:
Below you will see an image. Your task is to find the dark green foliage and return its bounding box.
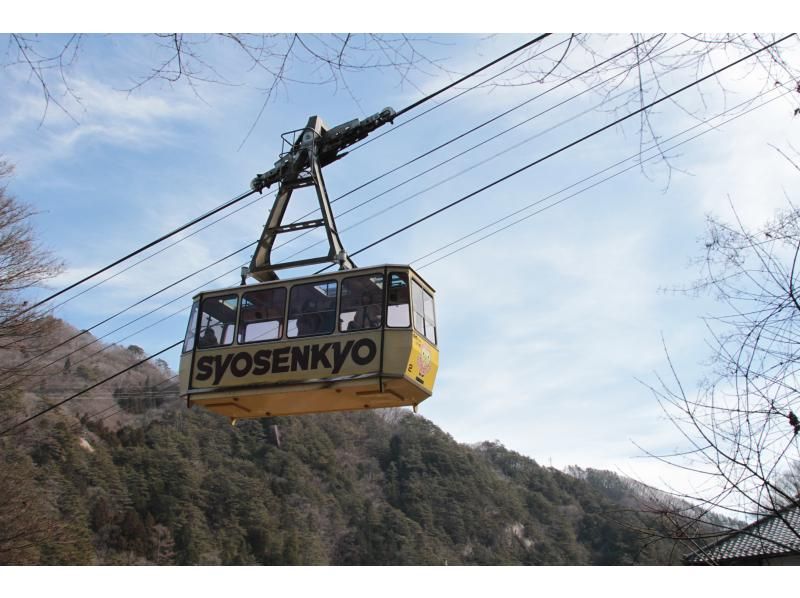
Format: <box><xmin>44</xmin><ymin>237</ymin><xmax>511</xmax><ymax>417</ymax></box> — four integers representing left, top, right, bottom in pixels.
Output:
<box><xmin>2</xmin><ymin>398</ymin><xmax>685</xmax><ymax>565</ymax></box>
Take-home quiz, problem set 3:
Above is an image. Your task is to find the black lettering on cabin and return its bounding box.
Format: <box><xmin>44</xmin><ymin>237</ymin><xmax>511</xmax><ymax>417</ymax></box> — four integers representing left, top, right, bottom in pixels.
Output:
<box><xmin>230</xmin><ymin>352</ymin><xmax>252</xmax><ymax>377</ymax></box>
<box><xmin>352</xmin><ymin>338</ymin><xmax>377</xmax><ymax>366</ymax></box>
<box><xmin>199</xmin><ymin>338</ymin><xmax>380</xmax><ymax>382</ymax></box>
<box><xmin>213</xmin><ymin>354</ymin><xmax>235</xmax><ymax>385</ymax></box>
<box><xmin>195</xmin><ymin>356</ymin><xmax>213</xmax><ymax>381</ymax></box>
<box><xmin>291</xmin><ymin>346</ymin><xmax>309</xmax><ymax>372</ymax></box>
<box><xmin>272</xmin><ymin>347</ymin><xmax>290</xmax><ymax>373</ymax></box>
<box><xmin>311</xmin><ymin>343</ymin><xmax>332</xmax><ymax>369</ymax></box>
<box><xmin>331</xmin><ymin>340</ymin><xmax>354</xmax><ymax>374</ymax></box>
<box><xmin>252</xmin><ymin>349</ymin><xmax>271</xmax><ymax>375</ymax></box>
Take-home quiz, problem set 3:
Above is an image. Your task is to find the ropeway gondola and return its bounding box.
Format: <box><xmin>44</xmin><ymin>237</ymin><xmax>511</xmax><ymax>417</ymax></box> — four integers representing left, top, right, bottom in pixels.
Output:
<box><xmin>178</xmin><ymin>108</ymin><xmax>439</xmax><ymax>421</ymax></box>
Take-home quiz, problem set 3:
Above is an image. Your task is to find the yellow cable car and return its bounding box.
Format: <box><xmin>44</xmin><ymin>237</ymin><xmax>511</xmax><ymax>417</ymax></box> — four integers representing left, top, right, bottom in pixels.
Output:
<box><xmin>178</xmin><ymin>265</ymin><xmax>438</xmax><ymax>419</ymax></box>
<box><xmin>178</xmin><ymin>107</ymin><xmax>439</xmax><ymax>419</ymax></box>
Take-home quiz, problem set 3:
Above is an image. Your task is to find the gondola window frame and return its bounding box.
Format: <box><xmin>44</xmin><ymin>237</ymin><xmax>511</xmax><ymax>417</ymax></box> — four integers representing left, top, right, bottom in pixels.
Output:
<box><xmin>197</xmin><ymin>293</ymin><xmax>239</xmax><ymax>349</ymax></box>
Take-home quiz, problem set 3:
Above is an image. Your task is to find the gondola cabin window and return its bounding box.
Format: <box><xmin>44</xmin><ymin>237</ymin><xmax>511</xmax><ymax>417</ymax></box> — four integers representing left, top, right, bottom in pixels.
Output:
<box><xmin>412</xmin><ymin>280</ymin><xmax>437</xmax><ymax>343</ymax></box>
<box><xmin>340</xmin><ymin>273</ymin><xmax>384</xmax><ymax>332</ymax></box>
<box><xmin>183</xmin><ymin>301</ymin><xmax>199</xmax><ymax>352</ymax></box>
<box><xmin>288</xmin><ymin>280</ymin><xmax>338</xmax><ymax>338</ymax></box>
<box><xmin>238</xmin><ymin>287</ymin><xmax>286</xmax><ymax>343</ymax></box>
<box><xmin>197</xmin><ymin>295</ymin><xmax>238</xmax><ymax>348</ymax></box>
<box><xmin>387</xmin><ymin>272</ymin><xmax>411</xmax><ymax>327</ymax></box>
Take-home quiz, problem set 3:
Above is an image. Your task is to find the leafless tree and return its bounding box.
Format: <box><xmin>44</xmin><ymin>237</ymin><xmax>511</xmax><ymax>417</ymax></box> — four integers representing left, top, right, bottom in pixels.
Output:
<box><xmin>3</xmin><ymin>33</ymin><xmax>455</xmax><ymax>145</ymax></box>
<box><xmin>637</xmin><ymin>173</ymin><xmax>800</xmax><ymax>558</ymax></box>
<box><xmin>4</xmin><ymin>33</ymin><xmax>799</xmax><ymax>156</ymax></box>
<box><xmin>0</xmin><ymin>158</ymin><xmax>63</xmax><ymax>385</ymax></box>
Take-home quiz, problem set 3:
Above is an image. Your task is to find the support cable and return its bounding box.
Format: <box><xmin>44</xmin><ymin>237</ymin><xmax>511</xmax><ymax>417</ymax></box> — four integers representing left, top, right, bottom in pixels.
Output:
<box><xmin>351</xmin><ymin>34</ymin><xmax>571</xmax><ymax>152</ymax></box>
<box><xmin>1</xmin><ymin>189</ymin><xmax>259</xmax><ymax>326</ymax></box>
<box><xmin>412</xmin><ymin>86</ymin><xmax>795</xmax><ymax>270</ymax></box>
<box><xmin>2</xmin><ymin>35</ymin><xmax>667</xmax><ymax>379</ymax></box>
<box><xmin>327</xmin><ymin>35</ymin><xmax>663</xmax><ymax>206</ymax></box>
<box><xmin>393</xmin><ymin>34</ymin><xmax>553</xmax><ymax>120</ymax></box>
<box><xmin>0</xmin><ymin>340</ymin><xmax>183</xmax><ymax>437</ymax></box>
<box><xmin>277</xmin><ymin>37</ymin><xmax>693</xmax><ymax>262</ymax></box>
<box><xmin>3</xmin><ymin>35</ymin><xmax>557</xmax><ymax>323</ymax></box>
<box><xmin>334</xmin><ymin>34</ymin><xmax>794</xmax><ymax>267</ymax></box>
<box><xmin>4</xmin><ymin>35</ymin><xmax>791</xmax><ymax>437</ymax></box>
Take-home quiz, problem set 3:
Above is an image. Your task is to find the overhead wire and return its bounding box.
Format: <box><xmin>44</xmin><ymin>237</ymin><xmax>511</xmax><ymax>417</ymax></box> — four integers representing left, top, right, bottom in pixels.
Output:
<box><xmin>0</xmin><ymin>33</ymin><xmax>565</xmax><ymax>380</ymax></box>
<box><xmin>59</xmin><ymin>80</ymin><xmax>789</xmax><ymax>439</ymax></box>
<box><xmin>5</xmin><ymin>35</ymin><xmax>766</xmax><ymax>372</ymax></box>
<box><xmin>325</xmin><ymin>35</ymin><xmax>664</xmax><ymax>206</ymax></box>
<box><xmin>1</xmin><ymin>35</ymin><xmax>661</xmax><ymax>383</ymax></box>
<box><xmin>332</xmin><ymin>34</ymin><xmax>794</xmax><ymax>267</ymax></box>
<box><xmin>7</xmin><ymin>37</ymin><xmax>763</xmax><ymax>363</ymax></box>
<box><xmin>5</xmin><ymin>34</ymin><xmax>554</xmax><ymax>325</ymax></box>
<box><xmin>0</xmin><ymin>340</ymin><xmax>183</xmax><ymax>437</ymax></box>
<box><xmin>0</xmin><ymin>188</ymin><xmax>274</xmax><ymax>359</ymax></box>
<box><xmin>3</xmin><ymin>34</ymin><xmax>791</xmax><ymax>436</ymax></box>
<box><xmin>2</xmin><ymin>188</ymin><xmax>260</xmax><ymax>326</ymax></box>
<box><xmin>241</xmin><ymin>34</ymin><xmax>671</xmax><ymax>263</ymax></box>
<box><xmin>277</xmin><ymin>37</ymin><xmax>695</xmax><ymax>262</ymax></box>
<box><xmin>391</xmin><ymin>34</ymin><xmax>553</xmax><ymax>120</ymax></box>
<box><xmin>0</xmin><ymin>241</ymin><xmax>259</xmax><ymax>391</ymax></box>
<box><xmin>40</xmin><ymin>190</ymin><xmax>275</xmax><ymax>316</ymax></box>
<box><xmin>348</xmin><ymin>34</ymin><xmax>572</xmax><ymax>152</ymax></box>
<box><xmin>11</xmin><ymin>302</ymin><xmax>192</xmax><ymax>391</ymax></box>
<box><xmin>411</xmin><ymin>86</ymin><xmax>796</xmax><ymax>270</ymax></box>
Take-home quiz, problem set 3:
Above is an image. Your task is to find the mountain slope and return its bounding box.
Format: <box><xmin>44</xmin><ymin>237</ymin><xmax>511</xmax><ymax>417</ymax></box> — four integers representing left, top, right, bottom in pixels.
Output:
<box><xmin>0</xmin><ymin>320</ymin><xmax>683</xmax><ymax>565</ymax></box>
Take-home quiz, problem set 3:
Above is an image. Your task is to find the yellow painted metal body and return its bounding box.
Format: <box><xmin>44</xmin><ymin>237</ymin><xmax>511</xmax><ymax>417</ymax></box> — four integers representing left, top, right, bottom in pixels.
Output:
<box><xmin>178</xmin><ymin>265</ymin><xmax>438</xmax><ymax>419</ymax></box>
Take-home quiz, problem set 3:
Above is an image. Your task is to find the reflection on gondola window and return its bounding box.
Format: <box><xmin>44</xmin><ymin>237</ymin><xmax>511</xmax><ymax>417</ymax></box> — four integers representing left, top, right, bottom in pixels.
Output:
<box><xmin>198</xmin><ymin>295</ymin><xmax>238</xmax><ymax>348</ymax></box>
<box><xmin>387</xmin><ymin>272</ymin><xmax>411</xmax><ymax>327</ymax></box>
<box><xmin>412</xmin><ymin>281</ymin><xmax>437</xmax><ymax>343</ymax></box>
<box><xmin>183</xmin><ymin>301</ymin><xmax>199</xmax><ymax>352</ymax></box>
<box><xmin>340</xmin><ymin>274</ymin><xmax>384</xmax><ymax>332</ymax></box>
<box><xmin>239</xmin><ymin>287</ymin><xmax>286</xmax><ymax>343</ymax></box>
<box><xmin>288</xmin><ymin>281</ymin><xmax>337</xmax><ymax>338</ymax></box>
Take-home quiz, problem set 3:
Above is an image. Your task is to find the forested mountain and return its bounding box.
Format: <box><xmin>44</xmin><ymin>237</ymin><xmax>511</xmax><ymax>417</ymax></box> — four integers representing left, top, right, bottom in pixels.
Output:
<box><xmin>1</xmin><ymin>320</ymin><xmax>687</xmax><ymax>565</ymax></box>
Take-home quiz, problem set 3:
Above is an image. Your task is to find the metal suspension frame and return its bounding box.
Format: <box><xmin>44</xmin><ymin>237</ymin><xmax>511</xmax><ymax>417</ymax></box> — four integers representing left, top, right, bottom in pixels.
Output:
<box><xmin>248</xmin><ymin>133</ymin><xmax>353</xmax><ymax>282</ymax></box>
<box><xmin>248</xmin><ymin>108</ymin><xmax>395</xmax><ymax>283</ymax></box>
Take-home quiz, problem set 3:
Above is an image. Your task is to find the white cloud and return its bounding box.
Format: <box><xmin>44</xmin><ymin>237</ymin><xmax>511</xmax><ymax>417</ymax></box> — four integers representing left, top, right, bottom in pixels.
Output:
<box><xmin>0</xmin><ymin>74</ymin><xmax>206</xmax><ymax>176</ymax></box>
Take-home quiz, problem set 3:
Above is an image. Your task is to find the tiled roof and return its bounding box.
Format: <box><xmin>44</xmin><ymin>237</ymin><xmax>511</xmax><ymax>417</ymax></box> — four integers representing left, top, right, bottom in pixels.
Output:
<box><xmin>685</xmin><ymin>504</ymin><xmax>800</xmax><ymax>564</ymax></box>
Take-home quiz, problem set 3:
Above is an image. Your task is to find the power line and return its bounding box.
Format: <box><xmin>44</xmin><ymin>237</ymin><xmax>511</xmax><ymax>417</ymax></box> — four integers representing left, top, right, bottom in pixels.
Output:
<box><xmin>254</xmin><ymin>34</ymin><xmax>669</xmax><ymax>261</ymax></box>
<box><xmin>0</xmin><ymin>189</ymin><xmax>268</xmax><ymax>359</ymax></box>
<box><xmin>279</xmin><ymin>37</ymin><xmax>693</xmax><ymax>262</ymax></box>
<box><xmin>3</xmin><ymin>36</ymin><xmax>666</xmax><ymax>381</ymax></box>
<box><xmin>0</xmin><ymin>340</ymin><xmax>183</xmax><ymax>437</ymax></box>
<box><xmin>25</xmin><ymin>84</ymin><xmax>791</xmax><ymax>436</ymax></box>
<box><xmin>7</xmin><ymin>36</ymin><xmax>790</xmax><ymax>438</ymax></box>
<box><xmin>3</xmin><ymin>188</ymin><xmax>259</xmax><ymax>325</ymax></box>
<box><xmin>337</xmin><ymin>34</ymin><xmax>793</xmax><ymax>266</ymax></box>
<box><xmin>1</xmin><ymin>240</ymin><xmax>260</xmax><ymax>383</ymax></box>
<box><xmin>10</xmin><ymin>55</ymin><xmax>597</xmax><ymax>388</ymax></box>
<box><xmin>6</xmin><ymin>35</ymin><xmax>768</xmax><ymax>378</ymax></box>
<box><xmin>327</xmin><ymin>35</ymin><xmax>664</xmax><ymax>206</ymax></box>
<box><xmin>412</xmin><ymin>86</ymin><xmax>795</xmax><ymax>270</ymax></box>
<box><xmin>7</xmin><ymin>303</ymin><xmax>191</xmax><ymax>392</ymax></box>
<box><xmin>5</xmin><ymin>35</ymin><xmax>557</xmax><ymax>325</ymax></box>
<box><xmin>0</xmin><ymin>34</ymin><xmax>748</xmax><ymax>385</ymax></box>
<box><xmin>350</xmin><ymin>34</ymin><xmax>572</xmax><ymax>152</ymax></box>
<box><xmin>393</xmin><ymin>34</ymin><xmax>553</xmax><ymax>120</ymax></box>
<box><xmin>41</xmin><ymin>191</ymin><xmax>273</xmax><ymax>316</ymax></box>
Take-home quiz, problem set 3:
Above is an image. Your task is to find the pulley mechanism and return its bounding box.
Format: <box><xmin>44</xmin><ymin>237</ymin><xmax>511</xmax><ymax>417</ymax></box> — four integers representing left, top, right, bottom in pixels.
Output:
<box><xmin>248</xmin><ymin>107</ymin><xmax>396</xmax><ymax>282</ymax></box>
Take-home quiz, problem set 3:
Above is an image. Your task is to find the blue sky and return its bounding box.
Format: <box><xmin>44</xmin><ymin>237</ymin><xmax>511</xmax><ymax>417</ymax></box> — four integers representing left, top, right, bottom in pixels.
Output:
<box><xmin>3</xmin><ymin>29</ymin><xmax>800</xmax><ymax>492</ymax></box>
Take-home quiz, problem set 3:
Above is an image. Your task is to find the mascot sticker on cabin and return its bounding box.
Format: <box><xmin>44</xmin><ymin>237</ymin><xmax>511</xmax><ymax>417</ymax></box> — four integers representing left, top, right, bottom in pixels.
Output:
<box><xmin>194</xmin><ymin>338</ymin><xmax>377</xmax><ymax>385</ymax></box>
<box><xmin>417</xmin><ymin>344</ymin><xmax>433</xmax><ymax>377</ymax></box>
